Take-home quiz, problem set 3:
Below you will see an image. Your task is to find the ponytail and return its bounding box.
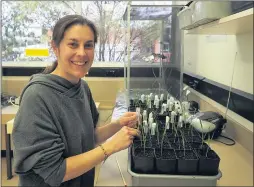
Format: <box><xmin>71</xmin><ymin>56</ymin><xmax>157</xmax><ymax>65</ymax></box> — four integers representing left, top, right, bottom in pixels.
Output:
<box><xmin>42</xmin><ymin>60</ymin><xmax>58</xmax><ymax>74</ymax></box>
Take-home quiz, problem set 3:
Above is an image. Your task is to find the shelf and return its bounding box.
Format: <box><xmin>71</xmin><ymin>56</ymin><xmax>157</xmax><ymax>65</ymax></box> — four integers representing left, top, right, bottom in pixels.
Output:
<box><xmin>187</xmin><ymin>8</ymin><xmax>253</xmax><ymax>35</ymax></box>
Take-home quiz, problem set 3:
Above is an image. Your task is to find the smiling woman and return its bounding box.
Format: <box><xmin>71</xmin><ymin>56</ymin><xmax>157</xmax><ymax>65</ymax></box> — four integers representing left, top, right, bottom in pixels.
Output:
<box><xmin>42</xmin><ymin>15</ymin><xmax>98</xmax><ymax>84</ymax></box>
<box><xmin>12</xmin><ymin>14</ymin><xmax>140</xmax><ymax>187</ymax></box>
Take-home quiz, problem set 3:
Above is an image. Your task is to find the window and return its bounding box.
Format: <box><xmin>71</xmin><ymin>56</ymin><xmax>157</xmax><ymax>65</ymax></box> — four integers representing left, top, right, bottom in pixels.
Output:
<box><xmin>123</xmin><ymin>5</ymin><xmax>173</xmax><ymax>66</ymax></box>
<box><xmin>2</xmin><ymin>1</ymin><xmax>179</xmax><ymax>78</ymax></box>
<box><xmin>2</xmin><ymin>1</ymin><xmax>129</xmax><ymax>65</ymax></box>
<box><xmin>2</xmin><ymin>1</ymin><xmax>75</xmax><ymax>64</ymax></box>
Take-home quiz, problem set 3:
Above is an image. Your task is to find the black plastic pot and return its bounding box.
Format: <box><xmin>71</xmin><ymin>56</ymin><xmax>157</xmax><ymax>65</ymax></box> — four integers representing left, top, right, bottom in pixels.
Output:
<box><xmin>191</xmin><ymin>142</ymin><xmax>209</xmax><ymax>150</ymax></box>
<box><xmin>170</xmin><ymin>142</ymin><xmax>181</xmax><ymax>150</ymax></box>
<box><xmin>176</xmin><ymin>149</ymin><xmax>198</xmax><ymax>175</ymax></box>
<box><xmin>155</xmin><ymin>148</ymin><xmax>177</xmax><ymax>174</ymax></box>
<box><xmin>196</xmin><ymin>149</ymin><xmax>220</xmax><ymax>175</ymax></box>
<box><xmin>178</xmin><ymin>142</ymin><xmax>192</xmax><ymax>150</ymax></box>
<box><xmin>168</xmin><ymin>136</ymin><xmax>181</xmax><ymax>144</ymax></box>
<box><xmin>132</xmin><ymin>147</ymin><xmax>155</xmax><ymax>174</ymax></box>
<box><xmin>185</xmin><ymin>136</ymin><xmax>202</xmax><ymax>143</ymax></box>
<box><xmin>185</xmin><ymin>129</ymin><xmax>200</xmax><ymax>136</ymax></box>
<box><xmin>154</xmin><ymin>140</ymin><xmax>171</xmax><ymax>149</ymax></box>
<box><xmin>133</xmin><ymin>140</ymin><xmax>152</xmax><ymax>149</ymax></box>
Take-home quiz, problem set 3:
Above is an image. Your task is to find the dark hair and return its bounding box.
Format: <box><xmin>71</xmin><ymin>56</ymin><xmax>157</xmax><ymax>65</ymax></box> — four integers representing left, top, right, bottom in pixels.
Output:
<box><xmin>43</xmin><ymin>15</ymin><xmax>98</xmax><ymax>74</ymax></box>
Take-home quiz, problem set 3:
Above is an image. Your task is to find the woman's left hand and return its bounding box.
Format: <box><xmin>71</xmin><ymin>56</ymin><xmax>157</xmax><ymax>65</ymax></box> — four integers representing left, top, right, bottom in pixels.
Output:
<box><xmin>117</xmin><ymin>112</ymin><xmax>139</xmax><ymax>128</ymax></box>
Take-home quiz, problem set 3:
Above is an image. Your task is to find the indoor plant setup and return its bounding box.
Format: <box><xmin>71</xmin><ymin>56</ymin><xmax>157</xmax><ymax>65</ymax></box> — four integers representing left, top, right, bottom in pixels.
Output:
<box><xmin>129</xmin><ymin>93</ymin><xmax>221</xmax><ymax>176</ymax></box>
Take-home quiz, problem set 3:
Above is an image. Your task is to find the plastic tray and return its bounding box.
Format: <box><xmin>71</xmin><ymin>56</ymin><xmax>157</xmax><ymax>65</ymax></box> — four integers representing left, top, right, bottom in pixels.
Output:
<box><xmin>127</xmin><ymin>149</ymin><xmax>222</xmax><ymax>186</ymax></box>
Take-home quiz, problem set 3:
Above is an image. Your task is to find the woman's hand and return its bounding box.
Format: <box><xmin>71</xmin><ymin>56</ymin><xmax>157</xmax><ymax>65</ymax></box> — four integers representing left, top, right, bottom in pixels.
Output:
<box><xmin>117</xmin><ymin>112</ymin><xmax>139</xmax><ymax>128</ymax></box>
<box><xmin>103</xmin><ymin>126</ymin><xmax>140</xmax><ymax>155</ymax></box>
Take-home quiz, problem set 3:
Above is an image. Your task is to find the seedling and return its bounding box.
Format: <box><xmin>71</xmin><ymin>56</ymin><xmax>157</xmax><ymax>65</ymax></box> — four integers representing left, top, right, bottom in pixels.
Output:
<box><xmin>143</xmin><ymin>121</ymin><xmax>148</xmax><ymax>154</ymax></box>
<box><xmin>205</xmin><ymin>128</ymin><xmax>215</xmax><ymax>157</ymax></box>
<box><xmin>200</xmin><ymin>119</ymin><xmax>204</xmax><ymax>147</ymax></box>
<box><xmin>156</xmin><ymin>121</ymin><xmax>160</xmax><ymax>146</ymax></box>
<box><xmin>160</xmin><ymin>116</ymin><xmax>170</xmax><ymax>156</ymax></box>
<box><xmin>179</xmin><ymin>129</ymin><xmax>186</xmax><ymax>157</ymax></box>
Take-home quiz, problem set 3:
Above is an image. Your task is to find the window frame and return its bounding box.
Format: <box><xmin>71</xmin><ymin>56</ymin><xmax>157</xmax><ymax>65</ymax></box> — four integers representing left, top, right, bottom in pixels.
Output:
<box><xmin>1</xmin><ymin>1</ymin><xmax>181</xmax><ymax>78</ymax></box>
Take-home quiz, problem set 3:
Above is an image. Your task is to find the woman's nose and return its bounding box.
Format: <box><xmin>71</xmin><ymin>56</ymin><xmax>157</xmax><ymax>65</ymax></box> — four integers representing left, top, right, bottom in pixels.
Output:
<box><xmin>77</xmin><ymin>47</ymin><xmax>87</xmax><ymax>57</ymax></box>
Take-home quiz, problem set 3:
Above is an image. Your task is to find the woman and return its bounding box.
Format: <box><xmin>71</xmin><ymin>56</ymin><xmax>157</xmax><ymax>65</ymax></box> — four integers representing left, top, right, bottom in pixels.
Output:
<box><xmin>12</xmin><ymin>15</ymin><xmax>140</xmax><ymax>187</ymax></box>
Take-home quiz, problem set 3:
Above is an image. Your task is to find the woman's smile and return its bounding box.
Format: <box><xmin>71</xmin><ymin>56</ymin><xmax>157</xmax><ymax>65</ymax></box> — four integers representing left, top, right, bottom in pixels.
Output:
<box><xmin>70</xmin><ymin>60</ymin><xmax>89</xmax><ymax>66</ymax></box>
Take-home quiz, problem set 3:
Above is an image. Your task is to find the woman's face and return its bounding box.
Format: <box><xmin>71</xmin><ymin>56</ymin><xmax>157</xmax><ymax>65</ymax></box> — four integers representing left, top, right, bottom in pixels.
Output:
<box><xmin>52</xmin><ymin>24</ymin><xmax>95</xmax><ymax>84</ymax></box>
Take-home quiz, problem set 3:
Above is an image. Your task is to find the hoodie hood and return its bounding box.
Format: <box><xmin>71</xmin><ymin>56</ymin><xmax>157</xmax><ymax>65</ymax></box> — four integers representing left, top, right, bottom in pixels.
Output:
<box><xmin>19</xmin><ymin>74</ymin><xmax>83</xmax><ymax>104</ymax></box>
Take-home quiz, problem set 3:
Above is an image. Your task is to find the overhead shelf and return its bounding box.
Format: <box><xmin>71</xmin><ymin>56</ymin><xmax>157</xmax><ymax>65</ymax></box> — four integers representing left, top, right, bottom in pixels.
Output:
<box><xmin>187</xmin><ymin>8</ymin><xmax>253</xmax><ymax>35</ymax></box>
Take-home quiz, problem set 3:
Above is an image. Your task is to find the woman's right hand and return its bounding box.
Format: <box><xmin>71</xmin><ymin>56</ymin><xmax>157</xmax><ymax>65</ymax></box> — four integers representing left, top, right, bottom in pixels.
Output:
<box><xmin>103</xmin><ymin>126</ymin><xmax>140</xmax><ymax>155</ymax></box>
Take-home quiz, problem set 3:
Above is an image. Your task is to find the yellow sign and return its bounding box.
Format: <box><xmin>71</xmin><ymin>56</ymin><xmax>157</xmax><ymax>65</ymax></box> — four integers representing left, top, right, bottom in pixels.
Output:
<box><xmin>25</xmin><ymin>48</ymin><xmax>49</xmax><ymax>57</ymax></box>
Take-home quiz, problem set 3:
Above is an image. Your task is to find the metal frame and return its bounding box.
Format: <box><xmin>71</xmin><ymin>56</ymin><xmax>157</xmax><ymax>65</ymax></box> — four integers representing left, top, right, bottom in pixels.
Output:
<box><xmin>125</xmin><ymin>3</ymin><xmax>184</xmax><ymax>104</ymax></box>
<box><xmin>4</xmin><ymin>125</ymin><xmax>13</xmax><ymax>179</ymax></box>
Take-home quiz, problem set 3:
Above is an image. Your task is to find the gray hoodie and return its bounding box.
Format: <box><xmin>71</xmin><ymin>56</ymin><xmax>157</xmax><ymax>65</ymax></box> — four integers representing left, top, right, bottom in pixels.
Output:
<box><xmin>12</xmin><ymin>74</ymin><xmax>99</xmax><ymax>187</ymax></box>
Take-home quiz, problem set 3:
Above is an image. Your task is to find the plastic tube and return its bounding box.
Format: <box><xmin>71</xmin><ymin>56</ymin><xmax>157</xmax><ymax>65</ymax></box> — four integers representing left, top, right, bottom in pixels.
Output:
<box><xmin>149</xmin><ymin>117</ymin><xmax>153</xmax><ymax>129</ymax></box>
<box><xmin>161</xmin><ymin>103</ymin><xmax>167</xmax><ymax>114</ymax></box>
<box><xmin>160</xmin><ymin>94</ymin><xmax>164</xmax><ymax>101</ymax></box>
<box><xmin>143</xmin><ymin>121</ymin><xmax>148</xmax><ymax>134</ymax></box>
<box><xmin>151</xmin><ymin>123</ymin><xmax>157</xmax><ymax>136</ymax></box>
<box><xmin>178</xmin><ymin>115</ymin><xmax>183</xmax><ymax>128</ymax></box>
<box><xmin>141</xmin><ymin>94</ymin><xmax>145</xmax><ymax>103</ymax></box>
<box><xmin>150</xmin><ymin>93</ymin><xmax>154</xmax><ymax>100</ymax></box>
<box><xmin>147</xmin><ymin>95</ymin><xmax>151</xmax><ymax>108</ymax></box>
<box><xmin>166</xmin><ymin>116</ymin><xmax>170</xmax><ymax>129</ymax></box>
<box><xmin>155</xmin><ymin>99</ymin><xmax>159</xmax><ymax>109</ymax></box>
<box><xmin>171</xmin><ymin>111</ymin><xmax>176</xmax><ymax>123</ymax></box>
<box><xmin>143</xmin><ymin>110</ymin><xmax>147</xmax><ymax>121</ymax></box>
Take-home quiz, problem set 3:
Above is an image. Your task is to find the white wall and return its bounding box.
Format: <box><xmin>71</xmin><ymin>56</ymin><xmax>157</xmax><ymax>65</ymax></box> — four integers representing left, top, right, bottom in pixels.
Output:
<box><xmin>184</xmin><ymin>32</ymin><xmax>253</xmax><ymax>94</ymax></box>
<box><xmin>183</xmin><ymin>31</ymin><xmax>253</xmax><ymax>131</ymax></box>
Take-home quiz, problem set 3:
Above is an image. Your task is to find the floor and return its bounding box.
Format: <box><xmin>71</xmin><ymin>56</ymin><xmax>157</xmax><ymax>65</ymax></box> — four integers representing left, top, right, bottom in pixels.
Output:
<box><xmin>1</xmin><ymin>109</ymin><xmax>113</xmax><ymax>186</ymax></box>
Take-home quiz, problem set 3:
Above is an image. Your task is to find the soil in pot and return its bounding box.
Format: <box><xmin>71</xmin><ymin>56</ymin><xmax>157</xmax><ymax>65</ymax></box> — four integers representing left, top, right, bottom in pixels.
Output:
<box><xmin>132</xmin><ymin>147</ymin><xmax>155</xmax><ymax>174</ymax></box>
<box><xmin>184</xmin><ymin>129</ymin><xmax>200</xmax><ymax>136</ymax></box>
<box><xmin>179</xmin><ymin>142</ymin><xmax>192</xmax><ymax>150</ymax></box>
<box><xmin>188</xmin><ymin>136</ymin><xmax>203</xmax><ymax>143</ymax></box>
<box><xmin>168</xmin><ymin>136</ymin><xmax>181</xmax><ymax>144</ymax></box>
<box><xmin>176</xmin><ymin>149</ymin><xmax>198</xmax><ymax>175</ymax></box>
<box><xmin>191</xmin><ymin>142</ymin><xmax>209</xmax><ymax>150</ymax></box>
<box><xmin>196</xmin><ymin>148</ymin><xmax>220</xmax><ymax>175</ymax></box>
<box><xmin>169</xmin><ymin>142</ymin><xmax>181</xmax><ymax>150</ymax></box>
<box><xmin>154</xmin><ymin>140</ymin><xmax>171</xmax><ymax>149</ymax></box>
<box><xmin>133</xmin><ymin>140</ymin><xmax>152</xmax><ymax>149</ymax></box>
<box><xmin>155</xmin><ymin>148</ymin><xmax>177</xmax><ymax>174</ymax></box>
<box><xmin>150</xmin><ymin>137</ymin><xmax>161</xmax><ymax>148</ymax></box>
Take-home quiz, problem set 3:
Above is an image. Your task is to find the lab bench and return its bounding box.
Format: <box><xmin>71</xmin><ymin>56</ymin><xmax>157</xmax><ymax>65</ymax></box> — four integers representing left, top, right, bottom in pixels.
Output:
<box><xmin>95</xmin><ymin>92</ymin><xmax>253</xmax><ymax>186</ymax></box>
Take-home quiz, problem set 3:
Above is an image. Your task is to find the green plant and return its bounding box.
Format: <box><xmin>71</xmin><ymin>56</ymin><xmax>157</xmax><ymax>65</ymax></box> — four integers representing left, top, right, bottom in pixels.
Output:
<box><xmin>156</xmin><ymin>121</ymin><xmax>160</xmax><ymax>146</ymax></box>
<box><xmin>138</xmin><ymin>120</ymin><xmax>147</xmax><ymax>154</ymax></box>
<box><xmin>179</xmin><ymin>129</ymin><xmax>186</xmax><ymax>157</ymax></box>
<box><xmin>205</xmin><ymin>132</ymin><xmax>210</xmax><ymax>157</ymax></box>
<box><xmin>143</xmin><ymin>121</ymin><xmax>149</xmax><ymax>153</ymax></box>
<box><xmin>160</xmin><ymin>122</ymin><xmax>167</xmax><ymax>156</ymax></box>
<box><xmin>200</xmin><ymin>119</ymin><xmax>205</xmax><ymax>148</ymax></box>
<box><xmin>205</xmin><ymin>128</ymin><xmax>215</xmax><ymax>157</ymax></box>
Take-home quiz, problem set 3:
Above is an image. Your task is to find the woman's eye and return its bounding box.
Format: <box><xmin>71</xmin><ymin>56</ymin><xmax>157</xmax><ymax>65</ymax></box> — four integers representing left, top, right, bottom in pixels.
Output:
<box><xmin>69</xmin><ymin>43</ymin><xmax>78</xmax><ymax>48</ymax></box>
<box><xmin>85</xmin><ymin>43</ymin><xmax>94</xmax><ymax>48</ymax></box>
